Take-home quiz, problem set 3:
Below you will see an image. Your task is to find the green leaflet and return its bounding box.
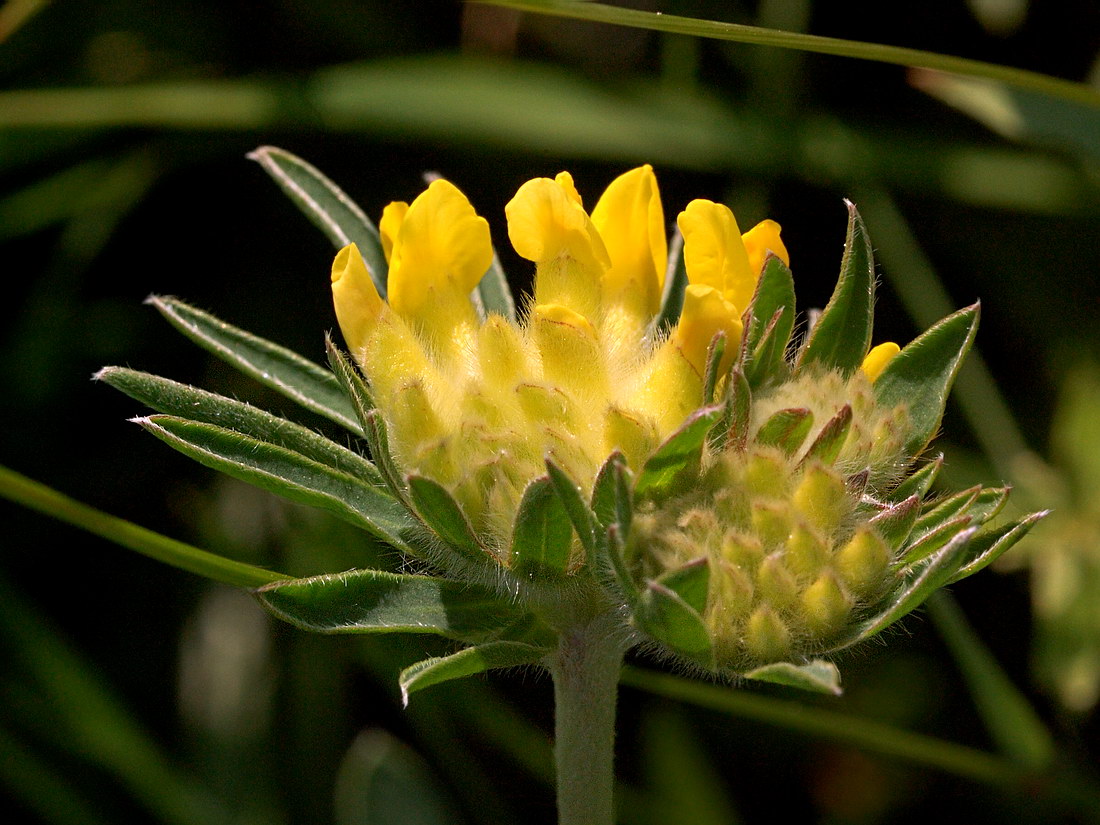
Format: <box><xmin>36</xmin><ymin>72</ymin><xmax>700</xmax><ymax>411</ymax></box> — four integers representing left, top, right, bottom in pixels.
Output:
<box><xmin>399</xmin><ymin>641</ymin><xmax>549</xmax><ymax>705</ymax></box>
<box><xmin>138</xmin><ymin>415</ymin><xmax>420</xmax><ymax>554</ymax></box>
<box><xmin>98</xmin><ymin>367</ymin><xmax>384</xmax><ymax>488</ymax></box>
<box><xmin>248</xmin><ymin>145</ymin><xmax>389</xmax><ymax>298</ymax></box>
<box><xmin>256</xmin><ymin>568</ymin><xmax>526</xmax><ymax>642</ymax></box>
<box><xmin>545</xmin><ymin>457</ymin><xmax>598</xmax><ymax>564</ymax></box>
<box><xmin>874</xmin><ymin>303</ymin><xmax>981</xmax><ymax>455</ymax></box>
<box><xmin>634</xmin><ymin>405</ymin><xmax>723</xmax><ymax>501</ymax></box>
<box><xmin>744</xmin><ymin>255</ymin><xmax>796</xmax><ymax>389</ymax></box>
<box><xmin>510</xmin><ymin>476</ymin><xmax>574</xmax><ymax>577</ymax></box>
<box><xmin>947</xmin><ymin>511</ymin><xmax>1048</xmax><ymax>584</ymax></box>
<box><xmin>798</xmin><ymin>202</ymin><xmax>875</xmax><ymax>375</ymax></box>
<box><xmin>743</xmin><ymin>660</ymin><xmax>843</xmax><ymax>696</ymax></box>
<box><xmin>148</xmin><ymin>295</ymin><xmax>359</xmax><ymax>433</ymax></box>
<box><xmin>634</xmin><ymin>581</ymin><xmax>715</xmax><ymax>668</ymax></box>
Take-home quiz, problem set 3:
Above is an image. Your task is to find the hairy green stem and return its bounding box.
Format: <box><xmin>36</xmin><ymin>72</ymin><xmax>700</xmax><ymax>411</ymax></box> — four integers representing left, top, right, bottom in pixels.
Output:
<box><xmin>547</xmin><ymin>614</ymin><xmax>627</xmax><ymax>825</ymax></box>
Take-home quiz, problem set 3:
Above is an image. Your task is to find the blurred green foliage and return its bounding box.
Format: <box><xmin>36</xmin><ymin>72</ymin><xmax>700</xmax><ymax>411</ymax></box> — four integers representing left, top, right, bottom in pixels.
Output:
<box><xmin>3</xmin><ymin>1</ymin><xmax>1100</xmax><ymax>823</ymax></box>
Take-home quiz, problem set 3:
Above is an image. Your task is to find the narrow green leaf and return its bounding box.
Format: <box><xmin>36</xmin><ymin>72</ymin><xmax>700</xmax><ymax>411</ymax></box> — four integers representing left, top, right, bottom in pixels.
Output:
<box><xmin>701</xmin><ymin>332</ymin><xmax>726</xmax><ymax>405</ymax></box>
<box><xmin>634</xmin><ymin>405</ymin><xmax>723</xmax><ymax>500</ymax></box>
<box><xmin>325</xmin><ymin>335</ymin><xmax>374</xmax><ymax>423</ymax></box>
<box><xmin>545</xmin><ymin>458</ymin><xmax>598</xmax><ymax>563</ymax></box>
<box><xmin>744</xmin><ymin>255</ymin><xmax>796</xmax><ymax>388</ymax></box>
<box><xmin>399</xmin><ymin>641</ymin><xmax>549</xmax><ymax>704</ymax></box>
<box><xmin>965</xmin><ymin>486</ymin><xmax>1011</xmax><ymax>527</ymax></box>
<box><xmin>148</xmin><ymin>295</ymin><xmax>359</xmax><ymax>432</ymax></box>
<box><xmin>473</xmin><ymin>252</ymin><xmax>517</xmax><ymax>322</ymax></box>
<box><xmin>836</xmin><ymin>528</ymin><xmax>974</xmax><ymax>649</ymax></box>
<box><xmin>248</xmin><ymin>145</ymin><xmax>388</xmax><ymax>297</ymax></box>
<box><xmin>655</xmin><ymin>558</ymin><xmax>709</xmax><ymax>614</ymax></box>
<box><xmin>604</xmin><ymin>524</ymin><xmax>640</xmax><ymax>605</ymax></box>
<box><xmin>874</xmin><ymin>303</ymin><xmax>981</xmax><ymax>455</ymax></box>
<box><xmin>138</xmin><ymin>416</ymin><xmax>419</xmax><ymax>554</ymax></box>
<box><xmin>755</xmin><ymin>407</ymin><xmax>813</xmax><ymax>454</ymax></box>
<box><xmin>406</xmin><ymin>475</ymin><xmax>490</xmax><ymax>566</ymax></box>
<box><xmin>914</xmin><ymin>485</ymin><xmax>982</xmax><ymax>534</ymax></box>
<box><xmin>98</xmin><ymin>366</ymin><xmax>384</xmax><ymax>487</ymax></box>
<box><xmin>948</xmin><ymin>510</ymin><xmax>1048</xmax><ymax>584</ymax></box>
<box><xmin>635</xmin><ymin>581</ymin><xmax>715</xmax><ymax>668</ymax></box>
<box><xmin>0</xmin><ymin>465</ymin><xmax>285</xmax><ymax>587</ymax></box>
<box><xmin>256</xmin><ymin>568</ymin><xmax>524</xmax><ymax>641</ymax></box>
<box><xmin>649</xmin><ymin>225</ymin><xmax>687</xmax><ymax>336</ymax></box>
<box><xmin>743</xmin><ymin>659</ymin><xmax>842</xmax><ymax>696</ymax></box>
<box><xmin>890</xmin><ymin>455</ymin><xmax>943</xmax><ymax>502</ymax></box>
<box><xmin>902</xmin><ymin>515</ymin><xmax>973</xmax><ymax>565</ymax></box>
<box><xmin>511</xmin><ymin>476</ymin><xmax>574</xmax><ymax>577</ymax></box>
<box><xmin>798</xmin><ymin>201</ymin><xmax>875</xmax><ymax>374</ymax></box>
<box><xmin>800</xmin><ymin>404</ymin><xmax>852</xmax><ymax>465</ymax></box>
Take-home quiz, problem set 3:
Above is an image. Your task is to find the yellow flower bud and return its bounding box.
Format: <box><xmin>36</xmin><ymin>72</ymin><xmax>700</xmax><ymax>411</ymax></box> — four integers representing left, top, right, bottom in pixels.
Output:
<box><xmin>801</xmin><ymin>571</ymin><xmax>851</xmax><ymax>635</ymax></box>
<box><xmin>835</xmin><ymin>527</ymin><xmax>891</xmax><ymax>598</ymax></box>
<box><xmin>861</xmin><ymin>342</ymin><xmax>901</xmax><ymax>382</ymax></box>
<box><xmin>671</xmin><ymin>284</ymin><xmax>743</xmax><ymax>376</ymax></box>
<box><xmin>741</xmin><ymin>218</ymin><xmax>789</xmax><ymax>278</ymax></box>
<box><xmin>331</xmin><ymin>243</ymin><xmax>383</xmax><ymax>355</ymax></box>
<box><xmin>745</xmin><ymin>605</ymin><xmax>791</xmax><ymax>662</ymax></box>
<box><xmin>379</xmin><ymin>201</ymin><xmax>408</xmax><ymax>264</ymax></box>
<box><xmin>678</xmin><ymin>199</ymin><xmax>757</xmax><ymax>315</ymax></box>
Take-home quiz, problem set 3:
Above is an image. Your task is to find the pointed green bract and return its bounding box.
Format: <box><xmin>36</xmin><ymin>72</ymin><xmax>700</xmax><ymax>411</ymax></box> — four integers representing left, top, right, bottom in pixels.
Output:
<box><xmin>947</xmin><ymin>511</ymin><xmax>1048</xmax><ymax>584</ymax></box>
<box><xmin>137</xmin><ymin>415</ymin><xmax>420</xmax><ymax>554</ymax></box>
<box><xmin>635</xmin><ymin>582</ymin><xmax>715</xmax><ymax>668</ymax></box>
<box><xmin>801</xmin><ymin>404</ymin><xmax>852</xmax><ymax>465</ymax></box>
<box><xmin>712</xmin><ymin>367</ymin><xmax>751</xmax><ymax>452</ymax></box>
<box><xmin>743</xmin><ymin>659</ymin><xmax>843</xmax><ymax>696</ymax></box>
<box><xmin>634</xmin><ymin>405</ymin><xmax>723</xmax><ymax>500</ymax></box>
<box><xmin>702</xmin><ymin>333</ymin><xmax>727</xmax><ymax>406</ymax></box>
<box><xmin>249</xmin><ymin>145</ymin><xmax>389</xmax><ymax>298</ymax></box>
<box><xmin>874</xmin><ymin>303</ymin><xmax>981</xmax><ymax>455</ymax></box>
<box><xmin>545</xmin><ymin>458</ymin><xmax>598</xmax><ymax>562</ymax></box>
<box><xmin>99</xmin><ymin>366</ymin><xmax>384</xmax><ymax>487</ymax></box>
<box><xmin>473</xmin><ymin>252</ymin><xmax>518</xmax><ymax>322</ymax></box>
<box><xmin>755</xmin><ymin>407</ymin><xmax>814</xmax><ymax>454</ymax></box>
<box><xmin>325</xmin><ymin>336</ymin><xmax>375</xmax><ymax>425</ymax></box>
<box><xmin>914</xmin><ymin>486</ymin><xmax>981</xmax><ymax>534</ymax></box>
<box><xmin>903</xmin><ymin>515</ymin><xmax>973</xmax><ymax>564</ymax></box>
<box><xmin>868</xmin><ymin>494</ymin><xmax>922</xmax><ymax>548</ymax></box>
<box><xmin>591</xmin><ymin>450</ymin><xmax>627</xmax><ymax>530</ymax></box>
<box><xmin>256</xmin><ymin>569</ymin><xmax>526</xmax><ymax>641</ymax></box>
<box><xmin>363</xmin><ymin>411</ymin><xmax>408</xmax><ymax>503</ymax></box>
<box><xmin>399</xmin><ymin>641</ymin><xmax>549</xmax><ymax>705</ymax></box>
<box><xmin>148</xmin><ymin>295</ymin><xmax>360</xmax><ymax>433</ymax></box>
<box><xmin>406</xmin><ymin>475</ymin><xmax>489</xmax><ymax>566</ymax></box>
<box><xmin>889</xmin><ymin>455</ymin><xmax>943</xmax><ymax>502</ymax></box>
<box><xmin>797</xmin><ymin>202</ymin><xmax>875</xmax><ymax>374</ymax></box>
<box><xmin>744</xmin><ymin>255</ymin><xmax>796</xmax><ymax>389</ymax></box>
<box><xmin>511</xmin><ymin>476</ymin><xmax>574</xmax><ymax>577</ymax></box>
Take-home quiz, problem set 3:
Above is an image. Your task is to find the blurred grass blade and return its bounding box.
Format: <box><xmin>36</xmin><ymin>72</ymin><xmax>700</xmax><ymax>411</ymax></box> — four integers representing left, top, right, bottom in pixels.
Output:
<box><xmin>399</xmin><ymin>641</ymin><xmax>549</xmax><ymax>705</ymax></box>
<box><xmin>335</xmin><ymin>729</ymin><xmax>465</xmax><ymax>825</ymax></box>
<box><xmin>137</xmin><ymin>415</ymin><xmax>419</xmax><ymax>553</ymax></box>
<box><xmin>98</xmin><ymin>367</ymin><xmax>385</xmax><ymax>487</ymax></box>
<box><xmin>0</xmin><ymin>579</ymin><xmax>231</xmax><ymax>825</ymax></box>
<box><xmin>479</xmin><ymin>1</ymin><xmax>1100</xmax><ymax>108</ymax></box>
<box><xmin>256</xmin><ymin>569</ymin><xmax>526</xmax><ymax>642</ymax></box>
<box><xmin>148</xmin><ymin>295</ymin><xmax>359</xmax><ymax>433</ymax></box>
<box><xmin>926</xmin><ymin>591</ymin><xmax>1056</xmax><ymax>770</ymax></box>
<box><xmin>0</xmin><ymin>0</ymin><xmax>50</xmax><ymax>42</ymax></box>
<box><xmin>249</xmin><ymin>145</ymin><xmax>389</xmax><ymax>298</ymax></box>
<box><xmin>0</xmin><ymin>465</ymin><xmax>284</xmax><ymax>587</ymax></box>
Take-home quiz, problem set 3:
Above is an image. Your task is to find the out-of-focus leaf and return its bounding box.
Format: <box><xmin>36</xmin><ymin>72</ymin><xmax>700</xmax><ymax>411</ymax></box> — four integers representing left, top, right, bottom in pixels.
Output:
<box><xmin>334</xmin><ymin>729</ymin><xmax>464</xmax><ymax>825</ymax></box>
<box><xmin>256</xmin><ymin>569</ymin><xmax>525</xmax><ymax>642</ymax></box>
<box><xmin>148</xmin><ymin>295</ymin><xmax>359</xmax><ymax>433</ymax></box>
<box><xmin>399</xmin><ymin>641</ymin><xmax>549</xmax><ymax>704</ymax></box>
<box><xmin>138</xmin><ymin>416</ymin><xmax>419</xmax><ymax>553</ymax></box>
<box><xmin>249</xmin><ymin>145</ymin><xmax>389</xmax><ymax>298</ymax></box>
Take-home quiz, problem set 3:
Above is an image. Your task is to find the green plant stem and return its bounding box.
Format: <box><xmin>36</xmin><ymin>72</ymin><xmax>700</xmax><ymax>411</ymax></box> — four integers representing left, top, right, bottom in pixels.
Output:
<box><xmin>0</xmin><ymin>464</ymin><xmax>286</xmax><ymax>587</ymax></box>
<box><xmin>478</xmin><ymin>1</ymin><xmax>1100</xmax><ymax>108</ymax></box>
<box><xmin>547</xmin><ymin>614</ymin><xmax>627</xmax><ymax>825</ymax></box>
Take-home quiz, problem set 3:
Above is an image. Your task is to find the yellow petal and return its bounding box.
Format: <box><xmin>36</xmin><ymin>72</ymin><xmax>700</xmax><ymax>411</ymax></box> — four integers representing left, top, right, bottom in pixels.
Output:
<box><xmin>331</xmin><ymin>243</ymin><xmax>383</xmax><ymax>354</ymax></box>
<box><xmin>672</xmin><ymin>283</ymin><xmax>743</xmax><ymax>376</ymax></box>
<box><xmin>379</xmin><ymin>201</ymin><xmax>408</xmax><ymax>265</ymax></box>
<box><xmin>387</xmin><ymin>179</ymin><xmax>492</xmax><ymax>322</ymax></box>
<box><xmin>861</xmin><ymin>342</ymin><xmax>901</xmax><ymax>382</ymax></box>
<box><xmin>741</xmin><ymin>219</ymin><xmax>789</xmax><ymax>277</ymax></box>
<box><xmin>555</xmin><ymin>171</ymin><xmax>583</xmax><ymax>208</ymax></box>
<box><xmin>505</xmin><ymin>176</ymin><xmax>610</xmax><ymax>273</ymax></box>
<box><xmin>677</xmin><ymin>199</ymin><xmax>756</xmax><ymax>315</ymax></box>
<box><xmin>591</xmin><ymin>165</ymin><xmax>667</xmax><ymax>317</ymax></box>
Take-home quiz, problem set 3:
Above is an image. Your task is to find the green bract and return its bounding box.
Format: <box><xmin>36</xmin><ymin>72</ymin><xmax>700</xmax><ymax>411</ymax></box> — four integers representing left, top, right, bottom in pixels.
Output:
<box><xmin>101</xmin><ymin>148</ymin><xmax>1044</xmax><ymax>697</ymax></box>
